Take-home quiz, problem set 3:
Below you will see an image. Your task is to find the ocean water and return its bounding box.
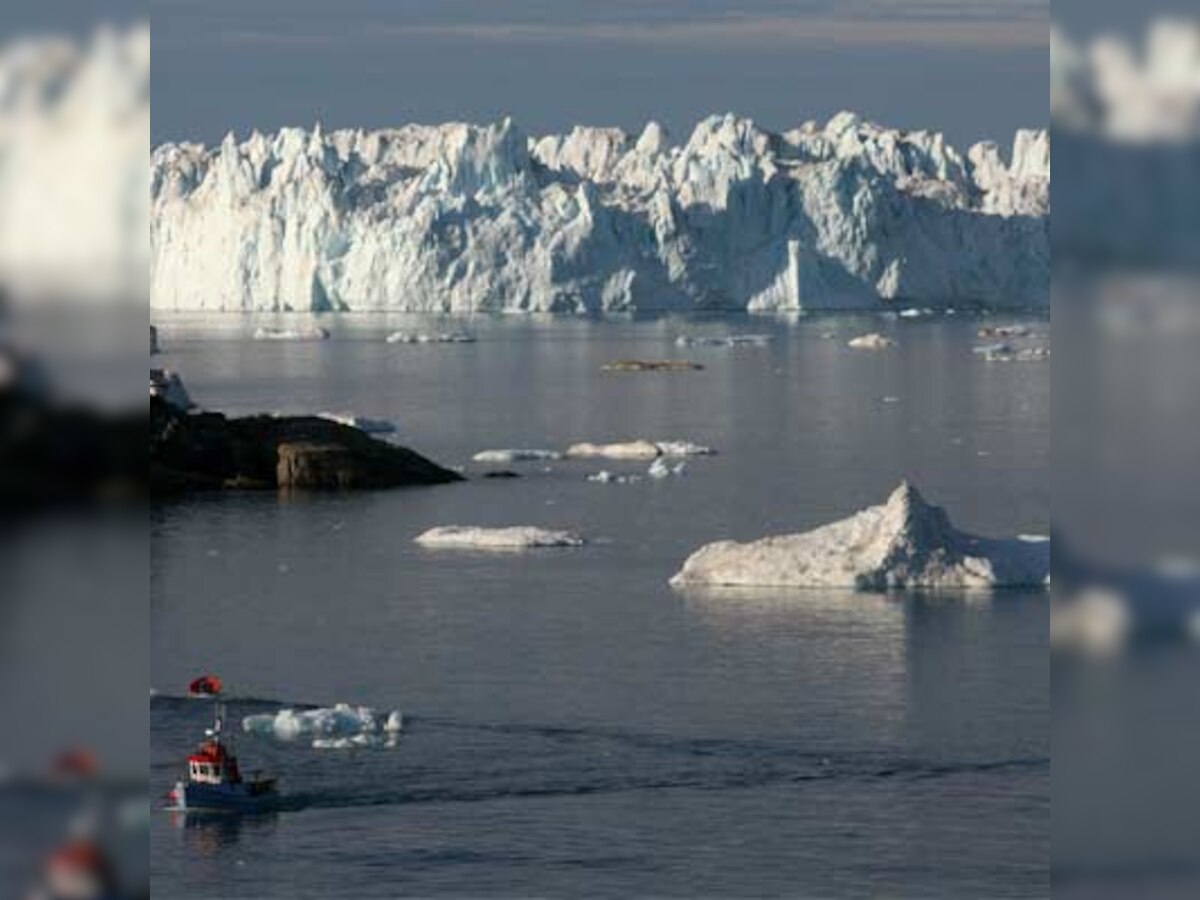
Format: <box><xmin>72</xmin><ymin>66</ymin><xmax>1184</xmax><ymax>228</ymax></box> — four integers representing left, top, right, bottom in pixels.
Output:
<box><xmin>149</xmin><ymin>312</ymin><xmax>1049</xmax><ymax>898</ymax></box>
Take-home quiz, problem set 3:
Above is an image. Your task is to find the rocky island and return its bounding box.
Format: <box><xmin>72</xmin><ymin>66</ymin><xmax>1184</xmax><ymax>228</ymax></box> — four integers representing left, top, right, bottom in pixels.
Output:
<box><xmin>151</xmin><ymin>394</ymin><xmax>461</xmax><ymax>494</ymax></box>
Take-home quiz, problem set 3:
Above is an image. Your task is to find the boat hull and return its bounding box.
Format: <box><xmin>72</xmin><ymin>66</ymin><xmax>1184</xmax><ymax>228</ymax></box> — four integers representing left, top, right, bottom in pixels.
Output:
<box><xmin>173</xmin><ymin>780</ymin><xmax>278</xmax><ymax>812</ymax></box>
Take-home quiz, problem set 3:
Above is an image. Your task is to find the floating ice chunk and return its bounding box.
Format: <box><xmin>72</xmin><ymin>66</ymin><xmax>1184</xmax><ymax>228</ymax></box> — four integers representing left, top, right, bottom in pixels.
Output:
<box><xmin>253</xmin><ymin>325</ymin><xmax>330</xmax><ymax>342</ymax></box>
<box><xmin>588</xmin><ymin>470</ymin><xmax>640</xmax><ymax>484</ymax></box>
<box><xmin>602</xmin><ymin>359</ymin><xmax>704</xmax><ymax>372</ymax></box>
<box><xmin>415</xmin><ymin>525</ymin><xmax>585</xmax><ymax>550</ymax></box>
<box><xmin>318</xmin><ymin>412</ymin><xmax>398</xmax><ymax>435</ymax></box>
<box><xmin>898</xmin><ymin>307</ymin><xmax>935</xmax><ymax>318</ymax></box>
<box><xmin>242</xmin><ymin>703</ymin><xmax>403</xmax><ymax>748</ymax></box>
<box><xmin>671</xmin><ymin>482</ymin><xmax>1050</xmax><ymax>590</ymax></box>
<box><xmin>473</xmin><ymin>449</ymin><xmax>562</xmax><ymax>464</ymax></box>
<box><xmin>1050</xmin><ymin>591</ymin><xmax>1131</xmax><ymax>655</ymax></box>
<box><xmin>567</xmin><ymin>440</ymin><xmax>713</xmax><ymax>460</ymax></box>
<box><xmin>977</xmin><ymin>325</ymin><xmax>1032</xmax><ymax>339</ymax></box>
<box><xmin>981</xmin><ymin>345</ymin><xmax>1050</xmax><ymax>362</ymax></box>
<box><xmin>654</xmin><ymin>441</ymin><xmax>714</xmax><ymax>458</ymax></box>
<box><xmin>386</xmin><ymin>331</ymin><xmax>476</xmax><ymax>344</ymax></box>
<box><xmin>675</xmin><ymin>334</ymin><xmax>771</xmax><ymax>348</ymax></box>
<box><xmin>648</xmin><ymin>458</ymin><xmax>689</xmax><ymax>479</ymax></box>
<box><xmin>973</xmin><ymin>342</ymin><xmax>1012</xmax><ymax>355</ymax></box>
<box><xmin>567</xmin><ymin>440</ymin><xmax>662</xmax><ymax>460</ymax></box>
<box><xmin>847</xmin><ymin>333</ymin><xmax>895</xmax><ymax>350</ymax></box>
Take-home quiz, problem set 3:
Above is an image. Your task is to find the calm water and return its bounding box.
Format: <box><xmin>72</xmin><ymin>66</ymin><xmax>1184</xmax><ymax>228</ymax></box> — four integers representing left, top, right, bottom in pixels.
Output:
<box><xmin>150</xmin><ymin>312</ymin><xmax>1049</xmax><ymax>898</ymax></box>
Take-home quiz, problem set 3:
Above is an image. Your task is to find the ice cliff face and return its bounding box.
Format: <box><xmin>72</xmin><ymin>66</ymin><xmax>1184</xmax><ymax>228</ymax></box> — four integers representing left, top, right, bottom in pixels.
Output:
<box><xmin>1053</xmin><ymin>20</ymin><xmax>1200</xmax><ymax>265</ymax></box>
<box><xmin>0</xmin><ymin>25</ymin><xmax>149</xmax><ymax>299</ymax></box>
<box><xmin>152</xmin><ymin>112</ymin><xmax>1048</xmax><ymax>313</ymax></box>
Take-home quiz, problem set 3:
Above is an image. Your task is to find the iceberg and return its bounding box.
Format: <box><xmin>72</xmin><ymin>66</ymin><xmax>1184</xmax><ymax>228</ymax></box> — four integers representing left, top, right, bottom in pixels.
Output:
<box><xmin>648</xmin><ymin>458</ymin><xmax>687</xmax><ymax>480</ymax></box>
<box><xmin>1050</xmin><ymin>591</ymin><xmax>1131</xmax><ymax>655</ymax></box>
<box><xmin>670</xmin><ymin>482</ymin><xmax>1050</xmax><ymax>591</ymax></box>
<box><xmin>654</xmin><ymin>441</ymin><xmax>715</xmax><ymax>458</ymax></box>
<box><xmin>566</xmin><ymin>440</ymin><xmax>663</xmax><ymax>460</ymax></box>
<box><xmin>566</xmin><ymin>440</ymin><xmax>713</xmax><ymax>460</ymax></box>
<box><xmin>415</xmin><ymin>525</ymin><xmax>585</xmax><ymax>550</ymax></box>
<box><xmin>151</xmin><ymin>112</ymin><xmax>1048</xmax><ymax>313</ymax></box>
<box><xmin>385</xmin><ymin>331</ymin><xmax>476</xmax><ymax>344</ymax></box>
<box><xmin>242</xmin><ymin>703</ymin><xmax>403</xmax><ymax>749</ymax></box>
<box><xmin>675</xmin><ymin>334</ymin><xmax>771</xmax><ymax>348</ymax></box>
<box><xmin>472</xmin><ymin>448</ymin><xmax>561</xmax><ymax>464</ymax></box>
<box><xmin>317</xmin><ymin>412</ymin><xmax>398</xmax><ymax>435</ymax></box>
<box><xmin>252</xmin><ymin>325</ymin><xmax>330</xmax><ymax>342</ymax></box>
<box><xmin>588</xmin><ymin>470</ymin><xmax>640</xmax><ymax>484</ymax></box>
<box><xmin>847</xmin><ymin>333</ymin><xmax>895</xmax><ymax>350</ymax></box>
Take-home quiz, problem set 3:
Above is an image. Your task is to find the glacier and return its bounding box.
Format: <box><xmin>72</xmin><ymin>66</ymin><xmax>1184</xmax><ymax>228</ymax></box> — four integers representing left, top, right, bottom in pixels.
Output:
<box><xmin>151</xmin><ymin>112</ymin><xmax>1048</xmax><ymax>314</ymax></box>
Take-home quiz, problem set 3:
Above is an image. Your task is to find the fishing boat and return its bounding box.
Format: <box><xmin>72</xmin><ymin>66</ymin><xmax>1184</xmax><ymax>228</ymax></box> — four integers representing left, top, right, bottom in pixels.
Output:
<box><xmin>168</xmin><ymin>680</ymin><xmax>278</xmax><ymax>812</ymax></box>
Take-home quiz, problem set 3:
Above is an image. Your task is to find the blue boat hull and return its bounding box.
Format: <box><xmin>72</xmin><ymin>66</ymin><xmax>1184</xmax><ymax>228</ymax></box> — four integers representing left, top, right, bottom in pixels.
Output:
<box><xmin>180</xmin><ymin>780</ymin><xmax>278</xmax><ymax>812</ymax></box>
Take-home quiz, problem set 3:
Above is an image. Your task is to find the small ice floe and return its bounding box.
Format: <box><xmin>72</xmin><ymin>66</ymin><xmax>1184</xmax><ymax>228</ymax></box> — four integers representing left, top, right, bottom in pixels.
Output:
<box><xmin>675</xmin><ymin>334</ymin><xmax>771</xmax><ymax>348</ymax></box>
<box><xmin>242</xmin><ymin>704</ymin><xmax>403</xmax><ymax>749</ymax></box>
<box><xmin>472</xmin><ymin>449</ymin><xmax>562</xmax><ymax>464</ymax></box>
<box><xmin>648</xmin><ymin>458</ymin><xmax>687</xmax><ymax>479</ymax></box>
<box><xmin>981</xmin><ymin>345</ymin><xmax>1050</xmax><ymax>362</ymax></box>
<box><xmin>150</xmin><ymin>369</ymin><xmax>192</xmax><ymax>411</ymax></box>
<box><xmin>385</xmin><ymin>331</ymin><xmax>475</xmax><ymax>344</ymax></box>
<box><xmin>318</xmin><ymin>412</ymin><xmax>398</xmax><ymax>435</ymax></box>
<box><xmin>567</xmin><ymin>440</ymin><xmax>714</xmax><ymax>460</ymax></box>
<box><xmin>1050</xmin><ymin>591</ymin><xmax>1131</xmax><ymax>656</ymax></box>
<box><xmin>898</xmin><ymin>307</ymin><xmax>935</xmax><ymax>319</ymax></box>
<box><xmin>415</xmin><ymin>525</ymin><xmax>585</xmax><ymax>550</ymax></box>
<box><xmin>602</xmin><ymin>359</ymin><xmax>703</xmax><ymax>372</ymax></box>
<box><xmin>653</xmin><ymin>441</ymin><xmax>715</xmax><ymax>458</ymax></box>
<box><xmin>977</xmin><ymin>325</ymin><xmax>1032</xmax><ymax>339</ymax></box>
<box><xmin>588</xmin><ymin>470</ymin><xmax>640</xmax><ymax>485</ymax></box>
<box><xmin>252</xmin><ymin>325</ymin><xmax>331</xmax><ymax>341</ymax></box>
<box><xmin>670</xmin><ymin>482</ymin><xmax>1049</xmax><ymax>590</ymax></box>
<box><xmin>847</xmin><ymin>332</ymin><xmax>895</xmax><ymax>350</ymax></box>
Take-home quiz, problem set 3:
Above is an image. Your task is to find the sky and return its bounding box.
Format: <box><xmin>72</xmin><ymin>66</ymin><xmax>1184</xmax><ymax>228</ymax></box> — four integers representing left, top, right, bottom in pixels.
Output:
<box><xmin>148</xmin><ymin>1</ymin><xmax>1053</xmax><ymax>151</ymax></box>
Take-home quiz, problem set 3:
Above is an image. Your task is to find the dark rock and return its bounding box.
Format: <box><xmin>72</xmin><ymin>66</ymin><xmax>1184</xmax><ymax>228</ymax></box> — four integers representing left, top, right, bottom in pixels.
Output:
<box><xmin>482</xmin><ymin>470</ymin><xmax>522</xmax><ymax>479</ymax></box>
<box><xmin>151</xmin><ymin>396</ymin><xmax>461</xmax><ymax>495</ymax></box>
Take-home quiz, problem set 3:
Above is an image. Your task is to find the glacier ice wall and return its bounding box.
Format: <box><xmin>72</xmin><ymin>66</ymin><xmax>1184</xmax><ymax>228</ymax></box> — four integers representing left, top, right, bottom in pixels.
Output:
<box><xmin>0</xmin><ymin>25</ymin><xmax>149</xmax><ymax>300</ymax></box>
<box><xmin>151</xmin><ymin>112</ymin><xmax>1048</xmax><ymax>313</ymax></box>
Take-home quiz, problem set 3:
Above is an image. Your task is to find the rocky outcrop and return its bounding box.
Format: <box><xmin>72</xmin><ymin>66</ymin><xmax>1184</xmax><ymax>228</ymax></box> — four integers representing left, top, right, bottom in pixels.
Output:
<box><xmin>151</xmin><ymin>112</ymin><xmax>1048</xmax><ymax>313</ymax></box>
<box><xmin>671</xmin><ymin>482</ymin><xmax>1049</xmax><ymax>591</ymax></box>
<box><xmin>150</xmin><ymin>395</ymin><xmax>461</xmax><ymax>494</ymax></box>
